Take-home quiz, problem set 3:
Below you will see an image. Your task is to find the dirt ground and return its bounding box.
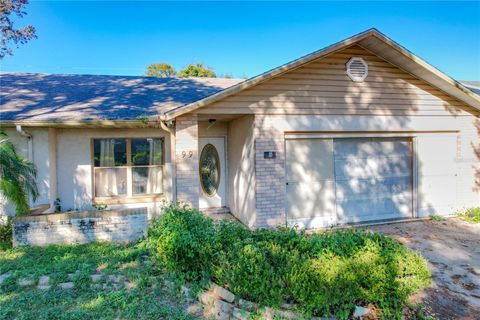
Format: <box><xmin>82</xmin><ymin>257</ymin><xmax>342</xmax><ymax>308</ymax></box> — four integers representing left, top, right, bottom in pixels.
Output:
<box><xmin>369</xmin><ymin>218</ymin><xmax>480</xmax><ymax>320</ymax></box>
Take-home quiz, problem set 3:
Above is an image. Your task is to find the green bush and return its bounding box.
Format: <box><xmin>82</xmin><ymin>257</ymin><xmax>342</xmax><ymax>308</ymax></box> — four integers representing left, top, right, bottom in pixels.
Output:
<box><xmin>0</xmin><ymin>219</ymin><xmax>12</xmax><ymax>250</ymax></box>
<box><xmin>147</xmin><ymin>203</ymin><xmax>218</xmax><ymax>280</ymax></box>
<box><xmin>148</xmin><ymin>205</ymin><xmax>431</xmax><ymax>319</ymax></box>
<box><xmin>457</xmin><ymin>207</ymin><xmax>480</xmax><ymax>223</ymax></box>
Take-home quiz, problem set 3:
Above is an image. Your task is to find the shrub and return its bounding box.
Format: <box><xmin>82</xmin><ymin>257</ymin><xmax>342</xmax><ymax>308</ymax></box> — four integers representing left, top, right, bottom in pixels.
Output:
<box><xmin>289</xmin><ymin>231</ymin><xmax>430</xmax><ymax>318</ymax></box>
<box><xmin>457</xmin><ymin>207</ymin><xmax>480</xmax><ymax>224</ymax></box>
<box><xmin>148</xmin><ymin>205</ymin><xmax>431</xmax><ymax>319</ymax></box>
<box><xmin>147</xmin><ymin>203</ymin><xmax>217</xmax><ymax>280</ymax></box>
<box><xmin>0</xmin><ymin>219</ymin><xmax>12</xmax><ymax>250</ymax></box>
<box><xmin>429</xmin><ymin>214</ymin><xmax>446</xmax><ymax>221</ymax></box>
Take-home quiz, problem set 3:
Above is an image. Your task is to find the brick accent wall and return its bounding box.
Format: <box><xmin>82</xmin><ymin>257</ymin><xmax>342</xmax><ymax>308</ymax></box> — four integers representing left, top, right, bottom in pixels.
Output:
<box><xmin>254</xmin><ymin>115</ymin><xmax>286</xmax><ymax>228</ymax></box>
<box><xmin>13</xmin><ymin>208</ymin><xmax>147</xmax><ymax>247</ymax></box>
<box><xmin>175</xmin><ymin>114</ymin><xmax>200</xmax><ymax>208</ymax></box>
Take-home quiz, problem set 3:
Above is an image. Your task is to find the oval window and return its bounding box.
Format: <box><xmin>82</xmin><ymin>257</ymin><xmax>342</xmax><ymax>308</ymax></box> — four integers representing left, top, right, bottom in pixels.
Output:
<box><xmin>199</xmin><ymin>144</ymin><xmax>220</xmax><ymax>196</ymax></box>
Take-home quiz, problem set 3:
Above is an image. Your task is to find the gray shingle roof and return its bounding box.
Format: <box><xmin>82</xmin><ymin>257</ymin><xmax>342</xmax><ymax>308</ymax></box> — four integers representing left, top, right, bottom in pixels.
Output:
<box><xmin>461</xmin><ymin>81</ymin><xmax>480</xmax><ymax>96</ymax></box>
<box><xmin>0</xmin><ymin>72</ymin><xmax>243</xmax><ymax>122</ymax></box>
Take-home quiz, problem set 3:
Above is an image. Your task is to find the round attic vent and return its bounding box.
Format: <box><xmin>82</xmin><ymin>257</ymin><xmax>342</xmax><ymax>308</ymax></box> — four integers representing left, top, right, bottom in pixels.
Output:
<box><xmin>346</xmin><ymin>57</ymin><xmax>368</xmax><ymax>82</ymax></box>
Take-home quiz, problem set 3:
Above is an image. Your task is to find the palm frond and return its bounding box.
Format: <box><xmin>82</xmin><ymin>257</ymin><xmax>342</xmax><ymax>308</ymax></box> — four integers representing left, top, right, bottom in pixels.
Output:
<box><xmin>0</xmin><ymin>130</ymin><xmax>39</xmax><ymax>215</ymax></box>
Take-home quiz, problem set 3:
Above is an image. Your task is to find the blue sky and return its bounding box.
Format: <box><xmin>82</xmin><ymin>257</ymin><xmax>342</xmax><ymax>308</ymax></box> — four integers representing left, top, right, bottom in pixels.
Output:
<box><xmin>2</xmin><ymin>1</ymin><xmax>479</xmax><ymax>80</ymax></box>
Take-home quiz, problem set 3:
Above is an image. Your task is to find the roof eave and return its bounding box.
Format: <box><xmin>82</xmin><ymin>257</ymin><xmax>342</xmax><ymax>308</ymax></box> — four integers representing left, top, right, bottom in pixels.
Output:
<box><xmin>0</xmin><ymin>120</ymin><xmax>164</xmax><ymax>128</ymax></box>
<box><xmin>357</xmin><ymin>31</ymin><xmax>480</xmax><ymax>110</ymax></box>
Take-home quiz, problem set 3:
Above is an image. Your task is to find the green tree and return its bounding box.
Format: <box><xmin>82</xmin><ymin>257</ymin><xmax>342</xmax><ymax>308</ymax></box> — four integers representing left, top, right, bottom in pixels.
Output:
<box><xmin>0</xmin><ymin>130</ymin><xmax>38</xmax><ymax>214</ymax></box>
<box><xmin>1</xmin><ymin>0</ymin><xmax>37</xmax><ymax>59</ymax></box>
<box><xmin>178</xmin><ymin>63</ymin><xmax>216</xmax><ymax>78</ymax></box>
<box><xmin>145</xmin><ymin>63</ymin><xmax>176</xmax><ymax>77</ymax></box>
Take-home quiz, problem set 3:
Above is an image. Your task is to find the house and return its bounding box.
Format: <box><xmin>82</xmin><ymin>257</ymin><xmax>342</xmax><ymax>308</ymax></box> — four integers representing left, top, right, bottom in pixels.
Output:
<box><xmin>1</xmin><ymin>28</ymin><xmax>479</xmax><ymax>229</ymax></box>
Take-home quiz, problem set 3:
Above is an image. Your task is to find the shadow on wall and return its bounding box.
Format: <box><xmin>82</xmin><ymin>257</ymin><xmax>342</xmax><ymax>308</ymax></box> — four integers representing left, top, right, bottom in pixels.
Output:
<box><xmin>0</xmin><ymin>74</ymin><xmax>231</xmax><ymax>122</ymax></box>
<box><xmin>73</xmin><ymin>165</ymin><xmax>93</xmax><ymax>211</ymax></box>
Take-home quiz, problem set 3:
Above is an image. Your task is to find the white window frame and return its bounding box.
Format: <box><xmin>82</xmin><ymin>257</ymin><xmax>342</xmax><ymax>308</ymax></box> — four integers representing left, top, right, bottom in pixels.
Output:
<box><xmin>91</xmin><ymin>137</ymin><xmax>165</xmax><ymax>204</ymax></box>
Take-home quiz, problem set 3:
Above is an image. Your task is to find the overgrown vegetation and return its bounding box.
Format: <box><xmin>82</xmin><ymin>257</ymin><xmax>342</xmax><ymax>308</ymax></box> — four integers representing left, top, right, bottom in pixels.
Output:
<box><xmin>147</xmin><ymin>204</ymin><xmax>431</xmax><ymax>319</ymax></box>
<box><xmin>456</xmin><ymin>207</ymin><xmax>480</xmax><ymax>223</ymax></box>
<box><xmin>0</xmin><ymin>220</ymin><xmax>12</xmax><ymax>250</ymax></box>
<box><xmin>0</xmin><ymin>130</ymin><xmax>38</xmax><ymax>215</ymax></box>
<box><xmin>0</xmin><ymin>242</ymin><xmax>195</xmax><ymax>320</ymax></box>
<box><xmin>429</xmin><ymin>214</ymin><xmax>446</xmax><ymax>222</ymax></box>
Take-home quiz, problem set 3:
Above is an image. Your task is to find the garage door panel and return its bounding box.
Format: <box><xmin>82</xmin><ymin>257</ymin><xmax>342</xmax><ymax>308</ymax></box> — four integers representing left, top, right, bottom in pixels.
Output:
<box><xmin>337</xmin><ymin>194</ymin><xmax>411</xmax><ymax>222</ymax></box>
<box><xmin>333</xmin><ymin>139</ymin><xmax>411</xmax><ymax>158</ymax></box>
<box><xmin>334</xmin><ymin>138</ymin><xmax>413</xmax><ymax>221</ymax></box>
<box><xmin>335</xmin><ymin>176</ymin><xmax>412</xmax><ymax>200</ymax></box>
<box><xmin>286</xmin><ymin>181</ymin><xmax>336</xmax><ymax>219</ymax></box>
<box><xmin>337</xmin><ymin>198</ymin><xmax>395</xmax><ymax>221</ymax></box>
<box><xmin>334</xmin><ymin>156</ymin><xmax>412</xmax><ymax>180</ymax></box>
<box><xmin>286</xmin><ymin>139</ymin><xmax>334</xmax><ymax>183</ymax></box>
<box><xmin>286</xmin><ymin>137</ymin><xmax>413</xmax><ymax>227</ymax></box>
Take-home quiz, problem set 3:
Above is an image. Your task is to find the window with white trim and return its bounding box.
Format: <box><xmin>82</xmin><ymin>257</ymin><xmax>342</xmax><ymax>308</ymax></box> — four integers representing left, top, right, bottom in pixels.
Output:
<box><xmin>93</xmin><ymin>138</ymin><xmax>164</xmax><ymax>198</ymax></box>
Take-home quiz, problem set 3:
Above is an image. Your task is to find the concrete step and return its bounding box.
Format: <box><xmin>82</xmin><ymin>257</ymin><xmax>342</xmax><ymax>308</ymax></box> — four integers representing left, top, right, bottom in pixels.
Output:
<box><xmin>200</xmin><ymin>207</ymin><xmax>231</xmax><ymax>215</ymax></box>
<box><xmin>200</xmin><ymin>207</ymin><xmax>238</xmax><ymax>222</ymax></box>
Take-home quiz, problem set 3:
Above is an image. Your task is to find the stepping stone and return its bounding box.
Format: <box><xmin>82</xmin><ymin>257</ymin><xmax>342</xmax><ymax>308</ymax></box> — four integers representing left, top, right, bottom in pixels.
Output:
<box><xmin>210</xmin><ymin>283</ymin><xmax>235</xmax><ymax>303</ymax></box>
<box><xmin>107</xmin><ymin>275</ymin><xmax>125</xmax><ymax>284</ymax></box>
<box><xmin>186</xmin><ymin>302</ymin><xmax>202</xmax><ymax>315</ymax></box>
<box><xmin>90</xmin><ymin>274</ymin><xmax>102</xmax><ymax>282</ymax></box>
<box><xmin>38</xmin><ymin>275</ymin><xmax>49</xmax><ymax>285</ymax></box>
<box><xmin>18</xmin><ymin>278</ymin><xmax>35</xmax><ymax>287</ymax></box>
<box><xmin>68</xmin><ymin>271</ymin><xmax>80</xmax><ymax>280</ymax></box>
<box><xmin>353</xmin><ymin>306</ymin><xmax>372</xmax><ymax>318</ymax></box>
<box><xmin>0</xmin><ymin>271</ymin><xmax>13</xmax><ymax>284</ymax></box>
<box><xmin>37</xmin><ymin>276</ymin><xmax>51</xmax><ymax>290</ymax></box>
<box><xmin>233</xmin><ymin>307</ymin><xmax>252</xmax><ymax>320</ymax></box>
<box><xmin>124</xmin><ymin>280</ymin><xmax>136</xmax><ymax>290</ymax></box>
<box><xmin>59</xmin><ymin>282</ymin><xmax>74</xmax><ymax>289</ymax></box>
<box><xmin>238</xmin><ymin>299</ymin><xmax>257</xmax><ymax>312</ymax></box>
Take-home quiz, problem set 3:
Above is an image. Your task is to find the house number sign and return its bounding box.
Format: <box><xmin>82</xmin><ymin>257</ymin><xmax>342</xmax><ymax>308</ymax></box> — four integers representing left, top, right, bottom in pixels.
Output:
<box><xmin>181</xmin><ymin>150</ymin><xmax>194</xmax><ymax>158</ymax></box>
<box><xmin>264</xmin><ymin>151</ymin><xmax>276</xmax><ymax>159</ymax></box>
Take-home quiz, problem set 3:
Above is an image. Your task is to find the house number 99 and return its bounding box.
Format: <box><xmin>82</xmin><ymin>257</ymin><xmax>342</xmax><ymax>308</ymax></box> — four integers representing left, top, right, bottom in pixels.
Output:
<box><xmin>182</xmin><ymin>151</ymin><xmax>194</xmax><ymax>158</ymax></box>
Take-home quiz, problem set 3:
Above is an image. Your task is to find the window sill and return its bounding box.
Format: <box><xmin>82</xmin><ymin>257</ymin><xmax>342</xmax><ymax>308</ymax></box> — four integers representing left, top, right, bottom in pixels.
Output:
<box><xmin>93</xmin><ymin>194</ymin><xmax>165</xmax><ymax>205</ymax></box>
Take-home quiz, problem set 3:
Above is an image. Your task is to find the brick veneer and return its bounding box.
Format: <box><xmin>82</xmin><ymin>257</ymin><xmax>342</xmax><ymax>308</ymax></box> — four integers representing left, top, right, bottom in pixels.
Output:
<box><xmin>175</xmin><ymin>114</ymin><xmax>200</xmax><ymax>208</ymax></box>
<box><xmin>13</xmin><ymin>208</ymin><xmax>147</xmax><ymax>246</ymax></box>
<box><xmin>254</xmin><ymin>115</ymin><xmax>286</xmax><ymax>228</ymax></box>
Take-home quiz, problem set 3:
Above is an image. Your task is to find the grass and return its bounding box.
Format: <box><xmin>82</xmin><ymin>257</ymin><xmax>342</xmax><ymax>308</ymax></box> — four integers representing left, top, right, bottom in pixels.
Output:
<box><xmin>0</xmin><ymin>204</ymin><xmax>435</xmax><ymax>319</ymax></box>
<box><xmin>429</xmin><ymin>214</ymin><xmax>446</xmax><ymax>222</ymax></box>
<box><xmin>0</xmin><ymin>242</ymin><xmax>196</xmax><ymax>320</ymax></box>
<box><xmin>456</xmin><ymin>207</ymin><xmax>480</xmax><ymax>224</ymax></box>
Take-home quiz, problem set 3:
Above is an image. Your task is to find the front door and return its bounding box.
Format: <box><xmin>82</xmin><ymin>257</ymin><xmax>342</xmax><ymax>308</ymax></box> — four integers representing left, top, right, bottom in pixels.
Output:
<box><xmin>199</xmin><ymin>137</ymin><xmax>226</xmax><ymax>209</ymax></box>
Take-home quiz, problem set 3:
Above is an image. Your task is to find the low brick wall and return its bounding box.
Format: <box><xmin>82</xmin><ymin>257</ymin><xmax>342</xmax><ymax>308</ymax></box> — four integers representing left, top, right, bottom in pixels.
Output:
<box><xmin>13</xmin><ymin>208</ymin><xmax>148</xmax><ymax>247</ymax></box>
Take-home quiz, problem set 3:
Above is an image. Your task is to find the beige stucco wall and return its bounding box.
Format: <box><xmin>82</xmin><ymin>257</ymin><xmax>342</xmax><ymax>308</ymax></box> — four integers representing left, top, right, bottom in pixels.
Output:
<box><xmin>198</xmin><ymin>120</ymin><xmax>228</xmax><ymax>137</ymax></box>
<box><xmin>227</xmin><ymin>115</ymin><xmax>256</xmax><ymax>227</ymax></box>
<box><xmin>56</xmin><ymin>127</ymin><xmax>172</xmax><ymax>217</ymax></box>
<box><xmin>1</xmin><ymin>128</ymin><xmax>51</xmax><ymax>220</ymax></box>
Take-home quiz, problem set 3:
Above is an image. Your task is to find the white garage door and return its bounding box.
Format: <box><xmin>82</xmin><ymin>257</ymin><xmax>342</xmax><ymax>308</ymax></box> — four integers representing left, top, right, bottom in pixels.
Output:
<box><xmin>286</xmin><ymin>137</ymin><xmax>413</xmax><ymax>228</ymax></box>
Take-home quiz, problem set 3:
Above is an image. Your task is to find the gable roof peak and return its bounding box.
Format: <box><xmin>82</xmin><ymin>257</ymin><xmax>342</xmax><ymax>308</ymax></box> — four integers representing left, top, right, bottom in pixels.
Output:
<box><xmin>164</xmin><ymin>28</ymin><xmax>480</xmax><ymax>119</ymax></box>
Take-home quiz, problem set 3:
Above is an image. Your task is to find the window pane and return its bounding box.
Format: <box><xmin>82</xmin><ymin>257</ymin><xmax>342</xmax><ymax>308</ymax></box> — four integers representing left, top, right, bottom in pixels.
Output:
<box><xmin>199</xmin><ymin>144</ymin><xmax>220</xmax><ymax>196</ymax></box>
<box><xmin>131</xmin><ymin>138</ymin><xmax>164</xmax><ymax>166</ymax></box>
<box><xmin>94</xmin><ymin>168</ymin><xmax>127</xmax><ymax>197</ymax></box>
<box><xmin>132</xmin><ymin>166</ymin><xmax>163</xmax><ymax>195</ymax></box>
<box><xmin>93</xmin><ymin>139</ymin><xmax>127</xmax><ymax>167</ymax></box>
